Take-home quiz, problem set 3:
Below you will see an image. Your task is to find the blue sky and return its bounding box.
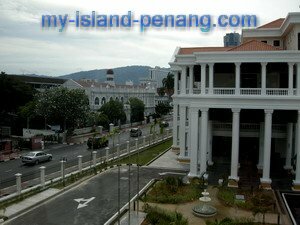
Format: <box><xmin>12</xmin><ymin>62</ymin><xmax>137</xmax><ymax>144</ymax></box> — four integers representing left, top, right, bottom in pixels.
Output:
<box><xmin>0</xmin><ymin>0</ymin><xmax>299</xmax><ymax>76</ymax></box>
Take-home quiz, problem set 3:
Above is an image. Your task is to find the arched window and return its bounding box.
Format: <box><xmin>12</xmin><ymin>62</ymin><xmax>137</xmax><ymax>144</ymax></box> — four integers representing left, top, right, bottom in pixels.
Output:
<box><xmin>110</xmin><ymin>97</ymin><xmax>113</xmax><ymax>101</ymax></box>
<box><xmin>101</xmin><ymin>97</ymin><xmax>106</xmax><ymax>105</ymax></box>
<box><xmin>94</xmin><ymin>97</ymin><xmax>99</xmax><ymax>105</ymax></box>
<box><xmin>121</xmin><ymin>97</ymin><xmax>124</xmax><ymax>103</ymax></box>
<box><xmin>116</xmin><ymin>97</ymin><xmax>119</xmax><ymax>101</ymax></box>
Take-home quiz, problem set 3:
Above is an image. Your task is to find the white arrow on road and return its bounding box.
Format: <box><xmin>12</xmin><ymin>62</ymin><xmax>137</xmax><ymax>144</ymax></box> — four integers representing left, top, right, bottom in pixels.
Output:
<box><xmin>74</xmin><ymin>197</ymin><xmax>95</xmax><ymax>209</ymax></box>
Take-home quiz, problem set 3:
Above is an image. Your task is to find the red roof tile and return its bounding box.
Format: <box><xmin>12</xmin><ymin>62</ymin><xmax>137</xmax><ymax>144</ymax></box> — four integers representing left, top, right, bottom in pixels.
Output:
<box><xmin>228</xmin><ymin>40</ymin><xmax>281</xmax><ymax>51</ymax></box>
<box><xmin>258</xmin><ymin>18</ymin><xmax>285</xmax><ymax>29</ymax></box>
<box><xmin>178</xmin><ymin>40</ymin><xmax>281</xmax><ymax>55</ymax></box>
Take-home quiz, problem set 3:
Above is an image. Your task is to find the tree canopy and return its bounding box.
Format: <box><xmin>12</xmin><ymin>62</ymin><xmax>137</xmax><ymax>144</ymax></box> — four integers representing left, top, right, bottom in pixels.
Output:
<box><xmin>98</xmin><ymin>99</ymin><xmax>126</xmax><ymax>125</ymax></box>
<box><xmin>129</xmin><ymin>97</ymin><xmax>145</xmax><ymax>123</ymax></box>
<box><xmin>0</xmin><ymin>72</ymin><xmax>35</xmax><ymax>114</ymax></box>
<box><xmin>155</xmin><ymin>102</ymin><xmax>172</xmax><ymax>116</ymax></box>
<box><xmin>162</xmin><ymin>72</ymin><xmax>174</xmax><ymax>98</ymax></box>
<box><xmin>35</xmin><ymin>87</ymin><xmax>90</xmax><ymax>130</ymax></box>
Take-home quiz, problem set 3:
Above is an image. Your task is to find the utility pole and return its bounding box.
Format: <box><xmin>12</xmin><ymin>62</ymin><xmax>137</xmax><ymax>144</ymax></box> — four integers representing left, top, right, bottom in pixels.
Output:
<box><xmin>117</xmin><ymin>164</ymin><xmax>121</xmax><ymax>225</ymax></box>
<box><xmin>128</xmin><ymin>163</ymin><xmax>132</xmax><ymax>225</ymax></box>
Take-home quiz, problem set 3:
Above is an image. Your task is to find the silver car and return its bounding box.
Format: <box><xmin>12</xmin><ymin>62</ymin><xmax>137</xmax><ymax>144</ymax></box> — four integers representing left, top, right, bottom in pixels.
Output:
<box><xmin>21</xmin><ymin>151</ymin><xmax>52</xmax><ymax>165</ymax></box>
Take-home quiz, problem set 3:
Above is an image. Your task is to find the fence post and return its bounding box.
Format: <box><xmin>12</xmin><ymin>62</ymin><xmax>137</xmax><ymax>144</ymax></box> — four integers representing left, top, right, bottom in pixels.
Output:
<box><xmin>166</xmin><ymin>129</ymin><xmax>169</xmax><ymax>139</ymax></box>
<box><xmin>135</xmin><ymin>138</ymin><xmax>138</xmax><ymax>151</ymax></box>
<box><xmin>109</xmin><ymin>123</ymin><xmax>114</xmax><ymax>132</ymax></box>
<box><xmin>78</xmin><ymin>155</ymin><xmax>83</xmax><ymax>173</ymax></box>
<box><xmin>105</xmin><ymin>147</ymin><xmax>110</xmax><ymax>161</ymax></box>
<box><xmin>39</xmin><ymin>166</ymin><xmax>46</xmax><ymax>188</ymax></box>
<box><xmin>15</xmin><ymin>173</ymin><xmax>22</xmax><ymax>195</ymax></box>
<box><xmin>126</xmin><ymin>140</ymin><xmax>130</xmax><ymax>154</ymax></box>
<box><xmin>92</xmin><ymin>151</ymin><xmax>97</xmax><ymax>167</ymax></box>
<box><xmin>143</xmin><ymin>136</ymin><xmax>146</xmax><ymax>148</ymax></box>
<box><xmin>116</xmin><ymin>144</ymin><xmax>120</xmax><ymax>159</ymax></box>
<box><xmin>60</xmin><ymin>160</ymin><xmax>66</xmax><ymax>184</ymax></box>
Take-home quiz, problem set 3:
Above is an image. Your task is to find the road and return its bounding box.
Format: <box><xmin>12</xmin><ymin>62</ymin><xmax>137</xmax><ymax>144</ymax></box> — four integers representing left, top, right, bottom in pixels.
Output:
<box><xmin>0</xmin><ymin>121</ymin><xmax>172</xmax><ymax>190</ymax></box>
<box><xmin>3</xmin><ymin>166</ymin><xmax>183</xmax><ymax>225</ymax></box>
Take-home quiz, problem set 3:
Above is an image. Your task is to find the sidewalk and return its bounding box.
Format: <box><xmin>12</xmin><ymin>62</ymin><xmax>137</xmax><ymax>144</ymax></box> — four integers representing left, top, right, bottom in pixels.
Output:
<box><xmin>0</xmin><ymin>188</ymin><xmax>60</xmax><ymax>223</ymax></box>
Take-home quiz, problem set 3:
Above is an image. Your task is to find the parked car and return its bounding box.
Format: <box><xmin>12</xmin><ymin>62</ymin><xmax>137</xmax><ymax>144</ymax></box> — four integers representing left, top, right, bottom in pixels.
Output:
<box><xmin>87</xmin><ymin>136</ymin><xmax>109</xmax><ymax>149</ymax></box>
<box><xmin>130</xmin><ymin>128</ymin><xmax>142</xmax><ymax>137</ymax></box>
<box><xmin>160</xmin><ymin>121</ymin><xmax>169</xmax><ymax>128</ymax></box>
<box><xmin>21</xmin><ymin>151</ymin><xmax>52</xmax><ymax>165</ymax></box>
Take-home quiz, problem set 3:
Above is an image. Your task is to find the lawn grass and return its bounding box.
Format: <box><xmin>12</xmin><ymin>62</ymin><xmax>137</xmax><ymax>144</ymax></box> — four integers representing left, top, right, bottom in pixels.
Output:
<box><xmin>114</xmin><ymin>139</ymin><xmax>172</xmax><ymax>166</ymax></box>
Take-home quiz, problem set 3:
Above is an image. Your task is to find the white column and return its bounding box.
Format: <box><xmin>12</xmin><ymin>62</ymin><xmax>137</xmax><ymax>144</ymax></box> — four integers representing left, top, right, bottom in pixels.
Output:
<box><xmin>105</xmin><ymin>147</ymin><xmax>110</xmax><ymax>161</ymax></box>
<box><xmin>257</xmin><ymin>123</ymin><xmax>264</xmax><ymax>170</ymax></box>
<box><xmin>188</xmin><ymin>107</ymin><xmax>199</xmax><ymax>177</ymax></box>
<box><xmin>297</xmin><ymin>63</ymin><xmax>300</xmax><ymax>95</ymax></box>
<box><xmin>207</xmin><ymin>120</ymin><xmax>213</xmax><ymax>165</ymax></box>
<box><xmin>200</xmin><ymin>64</ymin><xmax>206</xmax><ymax>95</ymax></box>
<box><xmin>260</xmin><ymin>109</ymin><xmax>273</xmax><ymax>184</ymax></box>
<box><xmin>189</xmin><ymin>65</ymin><xmax>194</xmax><ymax>94</ymax></box>
<box><xmin>200</xmin><ymin>108</ymin><xmax>209</xmax><ymax>175</ymax></box>
<box><xmin>116</xmin><ymin>144</ymin><xmax>120</xmax><ymax>158</ymax></box>
<box><xmin>126</xmin><ymin>141</ymin><xmax>130</xmax><ymax>154</ymax></box>
<box><xmin>92</xmin><ymin>151</ymin><xmax>97</xmax><ymax>167</ymax></box>
<box><xmin>294</xmin><ymin>112</ymin><xmax>300</xmax><ymax>185</ymax></box>
<box><xmin>60</xmin><ymin>160</ymin><xmax>65</xmax><ymax>180</ymax></box>
<box><xmin>284</xmin><ymin>123</ymin><xmax>293</xmax><ymax>170</ymax></box>
<box><xmin>288</xmin><ymin>63</ymin><xmax>294</xmax><ymax>95</ymax></box>
<box><xmin>174</xmin><ymin>71</ymin><xmax>178</xmax><ymax>95</ymax></box>
<box><xmin>181</xmin><ymin>66</ymin><xmax>187</xmax><ymax>95</ymax></box>
<box><xmin>40</xmin><ymin>166</ymin><xmax>45</xmax><ymax>188</ymax></box>
<box><xmin>179</xmin><ymin>105</ymin><xmax>186</xmax><ymax>159</ymax></box>
<box><xmin>208</xmin><ymin>63</ymin><xmax>214</xmax><ymax>94</ymax></box>
<box><xmin>135</xmin><ymin>139</ymin><xmax>138</xmax><ymax>150</ymax></box>
<box><xmin>235</xmin><ymin>62</ymin><xmax>241</xmax><ymax>95</ymax></box>
<box><xmin>172</xmin><ymin>104</ymin><xmax>178</xmax><ymax>148</ymax></box>
<box><xmin>78</xmin><ymin>155</ymin><xmax>83</xmax><ymax>173</ymax></box>
<box><xmin>261</xmin><ymin>62</ymin><xmax>268</xmax><ymax>95</ymax></box>
<box><xmin>229</xmin><ymin>108</ymin><xmax>240</xmax><ymax>181</ymax></box>
<box><xmin>15</xmin><ymin>173</ymin><xmax>22</xmax><ymax>195</ymax></box>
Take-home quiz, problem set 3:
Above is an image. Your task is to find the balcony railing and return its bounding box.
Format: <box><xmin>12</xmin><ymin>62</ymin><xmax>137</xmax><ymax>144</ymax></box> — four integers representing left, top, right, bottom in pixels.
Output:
<box><xmin>188</xmin><ymin>88</ymin><xmax>296</xmax><ymax>96</ymax></box>
<box><xmin>212</xmin><ymin>122</ymin><xmax>286</xmax><ymax>132</ymax></box>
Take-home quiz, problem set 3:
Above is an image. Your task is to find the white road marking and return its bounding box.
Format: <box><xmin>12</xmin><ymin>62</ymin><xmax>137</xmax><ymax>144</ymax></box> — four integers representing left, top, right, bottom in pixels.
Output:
<box><xmin>5</xmin><ymin>170</ymin><xmax>12</xmax><ymax>173</ymax></box>
<box><xmin>74</xmin><ymin>197</ymin><xmax>95</xmax><ymax>209</ymax></box>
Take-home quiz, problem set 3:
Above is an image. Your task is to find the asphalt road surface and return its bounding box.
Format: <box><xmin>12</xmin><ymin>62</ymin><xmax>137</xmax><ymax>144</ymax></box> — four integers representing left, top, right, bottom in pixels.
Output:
<box><xmin>0</xmin><ymin>122</ymin><xmax>172</xmax><ymax>190</ymax></box>
<box><xmin>4</xmin><ymin>166</ymin><xmax>183</xmax><ymax>225</ymax></box>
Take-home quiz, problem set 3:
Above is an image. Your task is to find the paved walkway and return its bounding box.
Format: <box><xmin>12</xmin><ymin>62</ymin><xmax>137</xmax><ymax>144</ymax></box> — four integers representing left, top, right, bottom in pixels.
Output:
<box><xmin>148</xmin><ymin>149</ymin><xmax>189</xmax><ymax>171</ymax></box>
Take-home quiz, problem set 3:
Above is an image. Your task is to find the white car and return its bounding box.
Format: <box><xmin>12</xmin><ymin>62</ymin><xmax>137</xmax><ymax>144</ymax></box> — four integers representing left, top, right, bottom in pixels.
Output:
<box><xmin>21</xmin><ymin>151</ymin><xmax>52</xmax><ymax>165</ymax></box>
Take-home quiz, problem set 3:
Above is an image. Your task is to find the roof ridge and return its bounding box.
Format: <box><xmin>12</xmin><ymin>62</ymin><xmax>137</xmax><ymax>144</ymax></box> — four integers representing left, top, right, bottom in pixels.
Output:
<box><xmin>257</xmin><ymin>18</ymin><xmax>285</xmax><ymax>29</ymax></box>
<box><xmin>227</xmin><ymin>39</ymin><xmax>281</xmax><ymax>52</ymax></box>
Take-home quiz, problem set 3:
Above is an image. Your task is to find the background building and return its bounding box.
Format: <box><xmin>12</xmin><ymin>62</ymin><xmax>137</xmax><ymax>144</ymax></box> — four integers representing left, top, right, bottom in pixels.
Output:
<box><xmin>63</xmin><ymin>69</ymin><xmax>156</xmax><ymax>116</ymax></box>
<box><xmin>224</xmin><ymin>32</ymin><xmax>241</xmax><ymax>47</ymax></box>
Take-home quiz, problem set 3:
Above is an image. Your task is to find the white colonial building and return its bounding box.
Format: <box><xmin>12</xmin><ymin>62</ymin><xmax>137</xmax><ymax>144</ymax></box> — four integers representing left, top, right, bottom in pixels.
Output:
<box><xmin>170</xmin><ymin>12</ymin><xmax>300</xmax><ymax>189</ymax></box>
<box><xmin>63</xmin><ymin>69</ymin><xmax>156</xmax><ymax>117</ymax></box>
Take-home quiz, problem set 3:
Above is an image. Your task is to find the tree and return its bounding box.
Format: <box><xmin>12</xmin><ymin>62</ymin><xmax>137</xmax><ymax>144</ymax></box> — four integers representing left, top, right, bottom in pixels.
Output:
<box><xmin>157</xmin><ymin>87</ymin><xmax>165</xmax><ymax>97</ymax></box>
<box><xmin>129</xmin><ymin>97</ymin><xmax>145</xmax><ymax>123</ymax></box>
<box><xmin>19</xmin><ymin>100</ymin><xmax>37</xmax><ymax>129</ymax></box>
<box><xmin>162</xmin><ymin>72</ymin><xmax>174</xmax><ymax>98</ymax></box>
<box><xmin>155</xmin><ymin>102</ymin><xmax>172</xmax><ymax>116</ymax></box>
<box><xmin>0</xmin><ymin>72</ymin><xmax>35</xmax><ymax>121</ymax></box>
<box><xmin>98</xmin><ymin>99</ymin><xmax>126</xmax><ymax>125</ymax></box>
<box><xmin>35</xmin><ymin>87</ymin><xmax>90</xmax><ymax>131</ymax></box>
<box><xmin>95</xmin><ymin>113</ymin><xmax>110</xmax><ymax>130</ymax></box>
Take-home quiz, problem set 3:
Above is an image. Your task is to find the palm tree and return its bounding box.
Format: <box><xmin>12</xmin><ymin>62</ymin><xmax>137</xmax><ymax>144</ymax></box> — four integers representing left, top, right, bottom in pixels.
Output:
<box><xmin>162</xmin><ymin>72</ymin><xmax>174</xmax><ymax>99</ymax></box>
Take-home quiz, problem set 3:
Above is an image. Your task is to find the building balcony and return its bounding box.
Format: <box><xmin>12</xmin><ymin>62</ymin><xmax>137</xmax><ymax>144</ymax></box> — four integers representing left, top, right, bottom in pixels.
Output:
<box><xmin>186</xmin><ymin>88</ymin><xmax>297</xmax><ymax>96</ymax></box>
